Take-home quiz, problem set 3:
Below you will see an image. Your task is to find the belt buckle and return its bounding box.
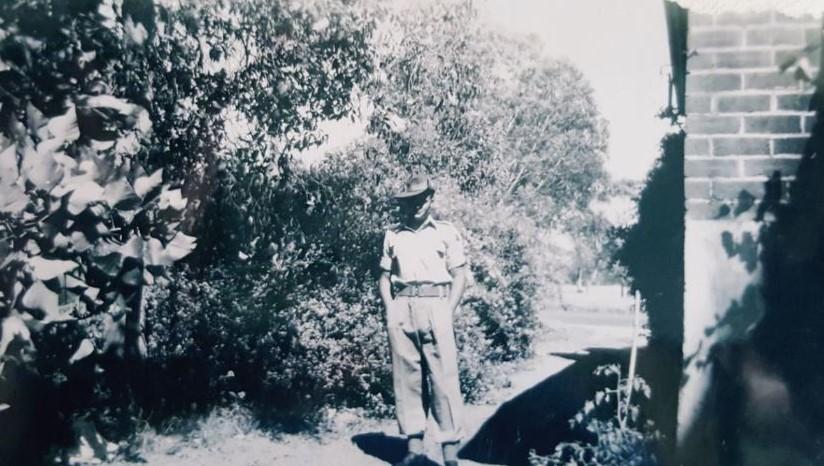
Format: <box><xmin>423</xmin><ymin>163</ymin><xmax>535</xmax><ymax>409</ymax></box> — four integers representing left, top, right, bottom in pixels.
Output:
<box><xmin>413</xmin><ymin>285</ymin><xmax>420</xmax><ymax>297</ymax></box>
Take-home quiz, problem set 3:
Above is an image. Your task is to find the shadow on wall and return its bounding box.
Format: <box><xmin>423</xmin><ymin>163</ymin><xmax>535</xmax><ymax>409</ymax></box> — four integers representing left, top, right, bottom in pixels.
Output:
<box><xmin>679</xmin><ymin>78</ymin><xmax>824</xmax><ymax>465</ymax></box>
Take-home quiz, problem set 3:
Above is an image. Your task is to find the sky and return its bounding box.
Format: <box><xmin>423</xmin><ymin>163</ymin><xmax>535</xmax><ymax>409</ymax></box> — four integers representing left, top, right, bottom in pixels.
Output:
<box><xmin>478</xmin><ymin>0</ymin><xmax>674</xmax><ymax>181</ymax></box>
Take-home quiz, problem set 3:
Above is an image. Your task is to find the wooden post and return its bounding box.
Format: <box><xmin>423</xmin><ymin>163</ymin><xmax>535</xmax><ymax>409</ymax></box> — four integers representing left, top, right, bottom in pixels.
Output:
<box><xmin>626</xmin><ymin>290</ymin><xmax>641</xmax><ymax>411</ymax></box>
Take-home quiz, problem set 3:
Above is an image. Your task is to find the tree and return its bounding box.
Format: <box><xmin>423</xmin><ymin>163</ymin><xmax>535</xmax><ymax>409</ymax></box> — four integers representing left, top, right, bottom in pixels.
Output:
<box><xmin>365</xmin><ymin>1</ymin><xmax>608</xmax><ymax>227</ymax></box>
<box><xmin>0</xmin><ymin>0</ymin><xmax>376</xmax><ymax>461</ymax></box>
<box><xmin>0</xmin><ymin>0</ymin><xmax>196</xmax><ymax>368</ymax></box>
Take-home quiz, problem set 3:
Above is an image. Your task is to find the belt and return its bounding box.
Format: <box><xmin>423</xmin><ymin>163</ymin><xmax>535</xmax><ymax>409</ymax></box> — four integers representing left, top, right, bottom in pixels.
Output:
<box><xmin>394</xmin><ymin>283</ymin><xmax>450</xmax><ymax>298</ymax></box>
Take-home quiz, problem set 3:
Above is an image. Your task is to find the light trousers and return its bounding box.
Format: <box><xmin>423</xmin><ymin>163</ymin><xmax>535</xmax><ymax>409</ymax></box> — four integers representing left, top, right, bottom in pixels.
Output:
<box><xmin>386</xmin><ymin>295</ymin><xmax>464</xmax><ymax>444</ymax></box>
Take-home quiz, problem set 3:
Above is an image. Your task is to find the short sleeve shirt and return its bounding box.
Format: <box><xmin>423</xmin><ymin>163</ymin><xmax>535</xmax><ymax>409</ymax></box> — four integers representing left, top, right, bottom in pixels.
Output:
<box><xmin>380</xmin><ymin>216</ymin><xmax>466</xmax><ymax>285</ymax></box>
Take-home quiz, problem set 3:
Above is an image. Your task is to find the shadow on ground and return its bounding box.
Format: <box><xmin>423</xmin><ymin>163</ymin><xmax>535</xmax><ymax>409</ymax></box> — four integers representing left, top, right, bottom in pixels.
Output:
<box><xmin>352</xmin><ymin>432</ymin><xmax>440</xmax><ymax>465</ymax></box>
<box><xmin>459</xmin><ymin>345</ymin><xmax>680</xmax><ymax>466</ymax></box>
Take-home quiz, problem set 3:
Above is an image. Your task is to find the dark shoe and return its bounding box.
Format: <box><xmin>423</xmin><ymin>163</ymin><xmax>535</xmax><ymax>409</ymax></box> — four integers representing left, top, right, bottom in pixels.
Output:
<box><xmin>444</xmin><ymin>461</ymin><xmax>459</xmax><ymax>466</ymax></box>
<box><xmin>393</xmin><ymin>453</ymin><xmax>426</xmax><ymax>466</ymax></box>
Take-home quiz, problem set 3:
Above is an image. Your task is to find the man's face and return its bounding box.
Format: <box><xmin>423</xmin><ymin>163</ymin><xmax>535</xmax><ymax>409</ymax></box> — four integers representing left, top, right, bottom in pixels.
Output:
<box><xmin>398</xmin><ymin>192</ymin><xmax>433</xmax><ymax>223</ymax></box>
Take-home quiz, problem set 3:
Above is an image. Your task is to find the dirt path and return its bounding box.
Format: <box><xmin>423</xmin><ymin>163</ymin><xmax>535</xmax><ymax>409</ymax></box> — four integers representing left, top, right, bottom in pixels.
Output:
<box><xmin>111</xmin><ymin>287</ymin><xmax>640</xmax><ymax>466</ymax></box>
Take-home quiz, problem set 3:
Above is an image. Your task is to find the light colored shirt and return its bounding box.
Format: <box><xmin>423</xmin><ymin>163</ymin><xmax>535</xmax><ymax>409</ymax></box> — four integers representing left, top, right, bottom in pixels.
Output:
<box><xmin>380</xmin><ymin>216</ymin><xmax>466</xmax><ymax>285</ymax></box>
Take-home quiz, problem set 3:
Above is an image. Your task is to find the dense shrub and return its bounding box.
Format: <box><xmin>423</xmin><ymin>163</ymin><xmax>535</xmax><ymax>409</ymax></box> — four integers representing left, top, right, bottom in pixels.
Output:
<box><xmin>615</xmin><ymin>133</ymin><xmax>685</xmax><ymax>346</ymax></box>
<box><xmin>143</xmin><ymin>143</ymin><xmax>535</xmax><ymax>421</ymax></box>
<box><xmin>139</xmin><ymin>0</ymin><xmax>601</xmax><ymax>426</ymax></box>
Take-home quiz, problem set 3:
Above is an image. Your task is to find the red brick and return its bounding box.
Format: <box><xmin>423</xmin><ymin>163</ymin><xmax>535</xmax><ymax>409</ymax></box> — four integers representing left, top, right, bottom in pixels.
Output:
<box><xmin>712</xmin><ymin>137</ymin><xmax>770</xmax><ymax>156</ymax></box>
<box><xmin>687</xmin><ymin>52</ymin><xmax>715</xmax><ymax>71</ymax></box>
<box><xmin>686</xmin><ymin>95</ymin><xmax>712</xmax><ymax>114</ymax></box>
<box><xmin>689</xmin><ymin>74</ymin><xmax>742</xmax><ymax>93</ymax></box>
<box><xmin>686</xmin><ymin>200</ymin><xmax>730</xmax><ymax>220</ymax></box>
<box><xmin>686</xmin><ymin>180</ymin><xmax>711</xmax><ymax>199</ymax></box>
<box><xmin>689</xmin><ymin>12</ymin><xmax>714</xmax><ymax>27</ymax></box>
<box><xmin>716</xmin><ymin>11</ymin><xmax>772</xmax><ymax>26</ymax></box>
<box><xmin>775</xmin><ymin>49</ymin><xmax>821</xmax><ymax>68</ymax></box>
<box><xmin>715</xmin><ymin>50</ymin><xmax>773</xmax><ymax>68</ymax></box>
<box><xmin>742</xmin><ymin>156</ymin><xmax>802</xmax><ymax>177</ymax></box>
<box><xmin>804</xmin><ymin>115</ymin><xmax>816</xmax><ymax>133</ymax></box>
<box><xmin>685</xmin><ymin>137</ymin><xmax>710</xmax><ymax>156</ymax></box>
<box><xmin>715</xmin><ymin>95</ymin><xmax>770</xmax><ymax>113</ymax></box>
<box><xmin>745</xmin><ymin>28</ymin><xmax>806</xmax><ymax>47</ymax></box>
<box><xmin>744</xmin><ymin>115</ymin><xmax>801</xmax><ymax>133</ymax></box>
<box><xmin>774</xmin><ymin>12</ymin><xmax>820</xmax><ymax>24</ymax></box>
<box><xmin>690</xmin><ymin>29</ymin><xmax>744</xmax><ymax>48</ymax></box>
<box><xmin>685</xmin><ymin>158</ymin><xmax>738</xmax><ymax>177</ymax></box>
<box><xmin>776</xmin><ymin>93</ymin><xmax>814</xmax><ymax>111</ymax></box>
<box><xmin>712</xmin><ymin>180</ymin><xmax>766</xmax><ymax>200</ymax></box>
<box><xmin>773</xmin><ymin>136</ymin><xmax>809</xmax><ymax>154</ymax></box>
<box><xmin>743</xmin><ymin>71</ymin><xmax>801</xmax><ymax>90</ymax></box>
<box><xmin>686</xmin><ymin>115</ymin><xmax>741</xmax><ymax>134</ymax></box>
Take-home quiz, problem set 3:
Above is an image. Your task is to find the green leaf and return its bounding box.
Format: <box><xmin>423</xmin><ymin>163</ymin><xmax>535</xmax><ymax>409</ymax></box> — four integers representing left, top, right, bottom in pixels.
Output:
<box><xmin>163</xmin><ymin>232</ymin><xmax>197</xmax><ymax>262</ymax></box>
<box><xmin>70</xmin><ymin>231</ymin><xmax>93</xmax><ymax>253</ymax></box>
<box><xmin>67</xmin><ymin>181</ymin><xmax>105</xmax><ymax>215</ymax></box>
<box><xmin>21</xmin><ymin>144</ymin><xmax>60</xmax><ymax>190</ymax></box>
<box><xmin>90</xmin><ymin>251</ymin><xmax>122</xmax><ymax>278</ymax></box>
<box><xmin>21</xmin><ymin>281</ymin><xmax>70</xmax><ymax>321</ymax></box>
<box><xmin>134</xmin><ymin>169</ymin><xmax>163</xmax><ymax>198</ymax></box>
<box><xmin>0</xmin><ymin>183</ymin><xmax>27</xmax><ymax>214</ymax></box>
<box><xmin>0</xmin><ymin>143</ymin><xmax>18</xmax><ymax>184</ymax></box>
<box><xmin>118</xmin><ymin>235</ymin><xmax>144</xmax><ymax>261</ymax></box>
<box><xmin>46</xmin><ymin>105</ymin><xmax>80</xmax><ymax>145</ymax></box>
<box><xmin>0</xmin><ymin>314</ymin><xmax>32</xmax><ymax>359</ymax></box>
<box><xmin>158</xmin><ymin>188</ymin><xmax>187</xmax><ymax>211</ymax></box>
<box><xmin>144</xmin><ymin>238</ymin><xmax>167</xmax><ymax>267</ymax></box>
<box><xmin>28</xmin><ymin>256</ymin><xmax>78</xmax><ymax>280</ymax></box>
<box><xmin>0</xmin><ymin>251</ymin><xmax>24</xmax><ymax>271</ymax></box>
<box><xmin>26</xmin><ymin>103</ymin><xmax>47</xmax><ymax>137</ymax></box>
<box><xmin>82</xmin><ymin>95</ymin><xmax>151</xmax><ymax>135</ymax></box>
<box><xmin>52</xmin><ymin>233</ymin><xmax>71</xmax><ymax>251</ymax></box>
<box><xmin>102</xmin><ymin>178</ymin><xmax>140</xmax><ymax>209</ymax></box>
<box><xmin>68</xmin><ymin>338</ymin><xmax>95</xmax><ymax>364</ymax></box>
<box><xmin>64</xmin><ymin>275</ymin><xmax>88</xmax><ymax>291</ymax></box>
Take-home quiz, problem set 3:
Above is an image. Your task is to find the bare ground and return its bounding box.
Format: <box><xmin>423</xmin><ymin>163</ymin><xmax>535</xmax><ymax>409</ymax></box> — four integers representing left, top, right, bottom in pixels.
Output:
<box><xmin>107</xmin><ymin>285</ymin><xmax>640</xmax><ymax>466</ymax></box>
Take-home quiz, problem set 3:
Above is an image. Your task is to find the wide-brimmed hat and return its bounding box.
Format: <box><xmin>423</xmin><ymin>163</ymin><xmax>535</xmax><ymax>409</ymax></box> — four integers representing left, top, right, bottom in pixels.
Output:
<box><xmin>393</xmin><ymin>173</ymin><xmax>435</xmax><ymax>199</ymax></box>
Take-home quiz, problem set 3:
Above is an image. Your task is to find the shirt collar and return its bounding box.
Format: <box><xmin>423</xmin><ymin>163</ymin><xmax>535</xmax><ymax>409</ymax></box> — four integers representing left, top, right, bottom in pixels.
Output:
<box><xmin>400</xmin><ymin>215</ymin><xmax>437</xmax><ymax>232</ymax></box>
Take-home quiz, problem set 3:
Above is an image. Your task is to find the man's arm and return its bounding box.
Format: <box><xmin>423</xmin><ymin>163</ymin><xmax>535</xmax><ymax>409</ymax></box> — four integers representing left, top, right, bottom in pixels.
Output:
<box><xmin>447</xmin><ymin>265</ymin><xmax>466</xmax><ymax>314</ymax></box>
<box><xmin>379</xmin><ymin>271</ymin><xmax>393</xmax><ymax>311</ymax></box>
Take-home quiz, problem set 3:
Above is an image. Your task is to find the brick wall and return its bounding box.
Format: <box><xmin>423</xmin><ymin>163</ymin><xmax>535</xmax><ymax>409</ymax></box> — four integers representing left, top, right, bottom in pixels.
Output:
<box><xmin>684</xmin><ymin>11</ymin><xmax>822</xmax><ymax>219</ymax></box>
<box><xmin>677</xmin><ymin>9</ymin><xmax>823</xmax><ymax>458</ymax></box>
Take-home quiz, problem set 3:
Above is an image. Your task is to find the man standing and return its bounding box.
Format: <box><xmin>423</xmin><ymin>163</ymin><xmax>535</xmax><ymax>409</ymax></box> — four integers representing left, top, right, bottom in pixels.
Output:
<box><xmin>379</xmin><ymin>174</ymin><xmax>467</xmax><ymax>466</ymax></box>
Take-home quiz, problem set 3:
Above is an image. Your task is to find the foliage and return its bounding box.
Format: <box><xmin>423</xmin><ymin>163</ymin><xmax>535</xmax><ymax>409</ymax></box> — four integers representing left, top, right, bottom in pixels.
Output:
<box><xmin>1</xmin><ymin>0</ymin><xmax>614</xmax><ymax>460</ymax></box>
<box><xmin>140</xmin><ymin>0</ymin><xmax>609</xmax><ymax>426</ymax></box>
<box><xmin>614</xmin><ymin>133</ymin><xmax>684</xmax><ymax>345</ymax></box>
<box><xmin>530</xmin><ymin>365</ymin><xmax>660</xmax><ymax>466</ymax></box>
<box><xmin>0</xmin><ymin>0</ymin><xmax>198</xmax><ymax>368</ymax></box>
<box><xmin>144</xmin><ymin>145</ymin><xmax>505</xmax><ymax>421</ymax></box>
<box><xmin>0</xmin><ymin>0</ymin><xmax>375</xmax><ymax>462</ymax></box>
<box><xmin>365</xmin><ymin>1</ymin><xmax>608</xmax><ymax>226</ymax></box>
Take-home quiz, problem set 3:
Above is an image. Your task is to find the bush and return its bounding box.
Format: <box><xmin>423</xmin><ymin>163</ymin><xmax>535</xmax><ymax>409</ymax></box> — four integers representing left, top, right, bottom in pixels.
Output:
<box><xmin>140</xmin><ymin>139</ymin><xmax>542</xmax><ymax>423</ymax></box>
<box><xmin>530</xmin><ymin>365</ymin><xmax>660</xmax><ymax>466</ymax></box>
<box><xmin>615</xmin><ymin>133</ymin><xmax>685</xmax><ymax>346</ymax></box>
